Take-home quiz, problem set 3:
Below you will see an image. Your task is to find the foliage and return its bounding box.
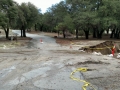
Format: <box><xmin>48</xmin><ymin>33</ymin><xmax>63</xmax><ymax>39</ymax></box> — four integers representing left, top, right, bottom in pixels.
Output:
<box><xmin>15</xmin><ymin>2</ymin><xmax>40</xmax><ymax>37</ymax></box>
<box><xmin>0</xmin><ymin>0</ymin><xmax>18</xmax><ymax>38</ymax></box>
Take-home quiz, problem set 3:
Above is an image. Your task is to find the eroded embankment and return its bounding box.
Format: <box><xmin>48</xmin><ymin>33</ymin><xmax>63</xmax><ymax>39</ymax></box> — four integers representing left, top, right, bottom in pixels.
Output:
<box><xmin>79</xmin><ymin>41</ymin><xmax>120</xmax><ymax>55</ymax></box>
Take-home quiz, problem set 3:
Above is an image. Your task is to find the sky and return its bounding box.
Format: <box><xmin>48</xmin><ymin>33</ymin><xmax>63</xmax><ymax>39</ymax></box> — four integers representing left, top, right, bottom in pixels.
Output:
<box><xmin>14</xmin><ymin>0</ymin><xmax>63</xmax><ymax>13</ymax></box>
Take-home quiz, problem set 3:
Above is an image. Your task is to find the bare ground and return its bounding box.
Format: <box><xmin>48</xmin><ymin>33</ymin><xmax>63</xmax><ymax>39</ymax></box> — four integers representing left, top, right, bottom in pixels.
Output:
<box><xmin>37</xmin><ymin>32</ymin><xmax>120</xmax><ymax>90</ymax></box>
<box><xmin>0</xmin><ymin>31</ymin><xmax>120</xmax><ymax>90</ymax></box>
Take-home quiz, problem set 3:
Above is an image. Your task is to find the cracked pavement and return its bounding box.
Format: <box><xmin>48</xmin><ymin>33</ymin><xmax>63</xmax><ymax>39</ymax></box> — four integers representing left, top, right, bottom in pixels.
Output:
<box><xmin>0</xmin><ymin>30</ymin><xmax>120</xmax><ymax>90</ymax></box>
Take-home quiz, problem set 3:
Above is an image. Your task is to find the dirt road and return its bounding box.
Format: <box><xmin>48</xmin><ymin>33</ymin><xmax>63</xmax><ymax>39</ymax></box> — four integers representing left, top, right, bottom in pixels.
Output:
<box><xmin>0</xmin><ymin>31</ymin><xmax>120</xmax><ymax>90</ymax></box>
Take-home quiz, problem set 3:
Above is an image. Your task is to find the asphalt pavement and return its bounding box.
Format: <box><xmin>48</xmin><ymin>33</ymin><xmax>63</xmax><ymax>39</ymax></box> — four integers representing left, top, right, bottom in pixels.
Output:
<box><xmin>0</xmin><ymin>30</ymin><xmax>92</xmax><ymax>90</ymax></box>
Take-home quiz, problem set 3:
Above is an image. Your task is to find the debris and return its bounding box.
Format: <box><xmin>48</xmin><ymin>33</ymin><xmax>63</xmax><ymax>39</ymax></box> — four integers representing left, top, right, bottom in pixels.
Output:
<box><xmin>92</xmin><ymin>52</ymin><xmax>102</xmax><ymax>56</ymax></box>
<box><xmin>79</xmin><ymin>50</ymin><xmax>85</xmax><ymax>52</ymax></box>
<box><xmin>3</xmin><ymin>45</ymin><xmax>6</xmax><ymax>49</ymax></box>
<box><xmin>117</xmin><ymin>53</ymin><xmax>120</xmax><ymax>58</ymax></box>
<box><xmin>77</xmin><ymin>61</ymin><xmax>109</xmax><ymax>65</ymax></box>
<box><xmin>79</xmin><ymin>41</ymin><xmax>120</xmax><ymax>55</ymax></box>
<box><xmin>111</xmin><ymin>44</ymin><xmax>116</xmax><ymax>56</ymax></box>
<box><xmin>40</xmin><ymin>39</ymin><xmax>43</xmax><ymax>44</ymax></box>
<box><xmin>69</xmin><ymin>45</ymin><xmax>73</xmax><ymax>49</ymax></box>
<box><xmin>107</xmin><ymin>54</ymin><xmax>113</xmax><ymax>57</ymax></box>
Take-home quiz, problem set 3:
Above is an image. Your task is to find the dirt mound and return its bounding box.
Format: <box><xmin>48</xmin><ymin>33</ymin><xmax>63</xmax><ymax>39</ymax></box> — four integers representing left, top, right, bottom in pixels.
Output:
<box><xmin>79</xmin><ymin>41</ymin><xmax>120</xmax><ymax>55</ymax></box>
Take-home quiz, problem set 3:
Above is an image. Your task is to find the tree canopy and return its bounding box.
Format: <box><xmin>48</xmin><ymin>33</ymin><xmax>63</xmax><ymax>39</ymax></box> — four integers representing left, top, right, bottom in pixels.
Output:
<box><xmin>0</xmin><ymin>0</ymin><xmax>40</xmax><ymax>38</ymax></box>
<box><xmin>0</xmin><ymin>0</ymin><xmax>18</xmax><ymax>38</ymax></box>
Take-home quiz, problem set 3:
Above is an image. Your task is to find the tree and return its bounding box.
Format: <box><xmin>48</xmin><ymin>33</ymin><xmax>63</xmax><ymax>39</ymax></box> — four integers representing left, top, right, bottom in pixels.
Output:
<box><xmin>27</xmin><ymin>2</ymin><xmax>39</xmax><ymax>30</ymax></box>
<box><xmin>0</xmin><ymin>0</ymin><xmax>18</xmax><ymax>39</ymax></box>
<box><xmin>16</xmin><ymin>2</ymin><xmax>39</xmax><ymax>37</ymax></box>
<box><xmin>63</xmin><ymin>14</ymin><xmax>74</xmax><ymax>34</ymax></box>
<box><xmin>41</xmin><ymin>1</ymin><xmax>68</xmax><ymax>33</ymax></box>
<box><xmin>40</xmin><ymin>12</ymin><xmax>54</xmax><ymax>32</ymax></box>
<box><xmin>35</xmin><ymin>11</ymin><xmax>43</xmax><ymax>31</ymax></box>
<box><xmin>55</xmin><ymin>23</ymin><xmax>68</xmax><ymax>38</ymax></box>
<box><xmin>109</xmin><ymin>0</ymin><xmax>120</xmax><ymax>39</ymax></box>
<box><xmin>55</xmin><ymin>13</ymin><xmax>74</xmax><ymax>38</ymax></box>
<box><xmin>66</xmin><ymin>0</ymin><xmax>96</xmax><ymax>39</ymax></box>
<box><xmin>91</xmin><ymin>0</ymin><xmax>120</xmax><ymax>39</ymax></box>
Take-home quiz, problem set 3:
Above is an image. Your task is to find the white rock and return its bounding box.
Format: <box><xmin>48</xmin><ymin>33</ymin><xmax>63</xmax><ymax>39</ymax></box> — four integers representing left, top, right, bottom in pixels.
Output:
<box><xmin>3</xmin><ymin>45</ymin><xmax>6</xmax><ymax>49</ymax></box>
<box><xmin>107</xmin><ymin>54</ymin><xmax>113</xmax><ymax>57</ymax></box>
<box><xmin>117</xmin><ymin>53</ymin><xmax>120</xmax><ymax>58</ymax></box>
<box><xmin>92</xmin><ymin>52</ymin><xmax>102</xmax><ymax>55</ymax></box>
<box><xmin>79</xmin><ymin>50</ymin><xmax>85</xmax><ymax>52</ymax></box>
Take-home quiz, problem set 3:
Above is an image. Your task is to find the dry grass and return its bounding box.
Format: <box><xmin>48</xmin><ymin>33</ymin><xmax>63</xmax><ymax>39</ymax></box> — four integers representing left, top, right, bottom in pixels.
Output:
<box><xmin>0</xmin><ymin>29</ymin><xmax>32</xmax><ymax>48</ymax></box>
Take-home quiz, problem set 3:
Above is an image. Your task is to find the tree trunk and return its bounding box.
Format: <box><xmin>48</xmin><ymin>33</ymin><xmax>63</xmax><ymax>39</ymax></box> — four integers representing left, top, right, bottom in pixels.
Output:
<box><xmin>114</xmin><ymin>28</ymin><xmax>119</xmax><ymax>38</ymax></box>
<box><xmin>4</xmin><ymin>29</ymin><xmax>9</xmax><ymax>39</ymax></box>
<box><xmin>40</xmin><ymin>24</ymin><xmax>43</xmax><ymax>31</ymax></box>
<box><xmin>58</xmin><ymin>30</ymin><xmax>59</xmax><ymax>37</ymax></box>
<box><xmin>76</xmin><ymin>28</ymin><xmax>79</xmax><ymax>39</ymax></box>
<box><xmin>106</xmin><ymin>27</ymin><xmax>110</xmax><ymax>35</ymax></box>
<box><xmin>21</xmin><ymin>29</ymin><xmax>23</xmax><ymax>37</ymax></box>
<box><xmin>23</xmin><ymin>28</ymin><xmax>26</xmax><ymax>37</ymax></box>
<box><xmin>117</xmin><ymin>31</ymin><xmax>120</xmax><ymax>39</ymax></box>
<box><xmin>84</xmin><ymin>30</ymin><xmax>89</xmax><ymax>39</ymax></box>
<box><xmin>116</xmin><ymin>28</ymin><xmax>120</xmax><ymax>39</ymax></box>
<box><xmin>63</xmin><ymin>30</ymin><xmax>66</xmax><ymax>38</ymax></box>
<box><xmin>110</xmin><ymin>28</ymin><xmax>115</xmax><ymax>38</ymax></box>
<box><xmin>35</xmin><ymin>24</ymin><xmax>37</xmax><ymax>31</ymax></box>
<box><xmin>2</xmin><ymin>26</ymin><xmax>9</xmax><ymax>39</ymax></box>
<box><xmin>21</xmin><ymin>25</ymin><xmax>26</xmax><ymax>37</ymax></box>
<box><xmin>99</xmin><ymin>29</ymin><xmax>104</xmax><ymax>38</ymax></box>
<box><xmin>6</xmin><ymin>26</ymin><xmax>9</xmax><ymax>39</ymax></box>
<box><xmin>93</xmin><ymin>27</ymin><xmax>97</xmax><ymax>38</ymax></box>
<box><xmin>96</xmin><ymin>28</ymin><xmax>104</xmax><ymax>39</ymax></box>
<box><xmin>97</xmin><ymin>31</ymin><xmax>101</xmax><ymax>38</ymax></box>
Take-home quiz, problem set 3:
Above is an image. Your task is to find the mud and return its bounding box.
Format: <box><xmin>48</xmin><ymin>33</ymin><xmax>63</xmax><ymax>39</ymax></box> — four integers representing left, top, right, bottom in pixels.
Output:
<box><xmin>80</xmin><ymin>41</ymin><xmax>120</xmax><ymax>55</ymax></box>
<box><xmin>77</xmin><ymin>61</ymin><xmax>110</xmax><ymax>65</ymax></box>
